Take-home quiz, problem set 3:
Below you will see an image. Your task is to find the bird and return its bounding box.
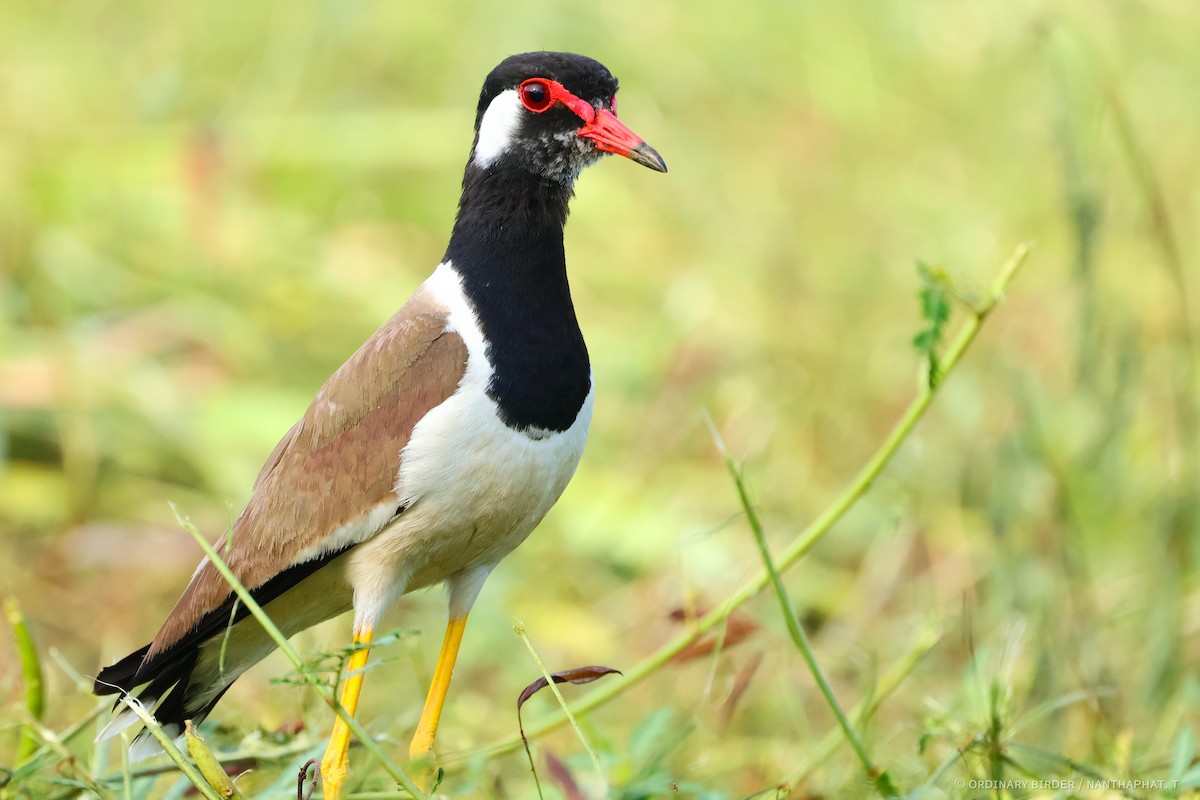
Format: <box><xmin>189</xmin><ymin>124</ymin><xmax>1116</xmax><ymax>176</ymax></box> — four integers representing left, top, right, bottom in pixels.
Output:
<box><xmin>93</xmin><ymin>51</ymin><xmax>666</xmax><ymax>798</ymax></box>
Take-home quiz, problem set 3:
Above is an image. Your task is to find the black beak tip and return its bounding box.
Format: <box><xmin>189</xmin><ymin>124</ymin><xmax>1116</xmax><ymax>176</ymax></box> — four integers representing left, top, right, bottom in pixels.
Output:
<box><xmin>633</xmin><ymin>142</ymin><xmax>668</xmax><ymax>173</ymax></box>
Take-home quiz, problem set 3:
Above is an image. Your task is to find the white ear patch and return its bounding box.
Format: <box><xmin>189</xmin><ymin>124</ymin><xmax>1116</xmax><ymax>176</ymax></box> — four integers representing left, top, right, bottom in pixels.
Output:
<box><xmin>473</xmin><ymin>89</ymin><xmax>524</xmax><ymax>168</ymax></box>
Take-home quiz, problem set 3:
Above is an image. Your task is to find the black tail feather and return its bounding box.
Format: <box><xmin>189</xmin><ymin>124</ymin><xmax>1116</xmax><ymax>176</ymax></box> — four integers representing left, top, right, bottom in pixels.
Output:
<box><xmin>94</xmin><ymin>544</ymin><xmax>355</xmax><ymax>743</ymax></box>
<box><xmin>94</xmin><ymin>644</ymin><xmax>151</xmax><ymax>696</ymax></box>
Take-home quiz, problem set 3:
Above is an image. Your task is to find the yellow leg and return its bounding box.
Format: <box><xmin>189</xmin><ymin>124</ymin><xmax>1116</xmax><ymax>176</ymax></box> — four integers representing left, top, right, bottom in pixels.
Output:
<box><xmin>320</xmin><ymin>627</ymin><xmax>373</xmax><ymax>800</ymax></box>
<box><xmin>409</xmin><ymin>614</ymin><xmax>469</xmax><ymax>764</ymax></box>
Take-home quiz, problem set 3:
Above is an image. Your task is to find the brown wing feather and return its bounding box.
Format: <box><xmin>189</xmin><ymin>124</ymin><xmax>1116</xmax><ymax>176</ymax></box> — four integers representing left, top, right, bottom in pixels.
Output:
<box><xmin>148</xmin><ymin>290</ymin><xmax>468</xmax><ymax>657</ymax></box>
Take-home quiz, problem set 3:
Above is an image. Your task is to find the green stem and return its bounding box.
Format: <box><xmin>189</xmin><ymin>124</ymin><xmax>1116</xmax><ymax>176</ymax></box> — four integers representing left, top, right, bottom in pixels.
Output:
<box><xmin>174</xmin><ymin>511</ymin><xmax>429</xmax><ymax>800</ymax></box>
<box><xmin>785</xmin><ymin>620</ymin><xmax>942</xmax><ymax>787</ymax></box>
<box><xmin>96</xmin><ymin>739</ymin><xmax>318</xmax><ymax>784</ymax></box>
<box><xmin>1102</xmin><ymin>54</ymin><xmax>1199</xmax><ymax>569</ymax></box>
<box><xmin>14</xmin><ymin>702</ymin><xmax>106</xmax><ymax>783</ymax></box>
<box><xmin>19</xmin><ymin>716</ymin><xmax>114</xmax><ymax>799</ymax></box>
<box><xmin>4</xmin><ymin>597</ymin><xmax>45</xmax><ymax>766</ymax></box>
<box><xmin>122</xmin><ymin>733</ymin><xmax>132</xmax><ymax>800</ymax></box>
<box><xmin>443</xmin><ymin>243</ymin><xmax>1031</xmax><ymax>768</ymax></box>
<box><xmin>721</xmin><ymin>449</ymin><xmax>899</xmax><ymax>797</ymax></box>
<box><xmin>118</xmin><ymin>696</ymin><xmax>223</xmax><ymax>800</ymax></box>
<box><xmin>514</xmin><ymin>624</ymin><xmax>607</xmax><ymax>787</ymax></box>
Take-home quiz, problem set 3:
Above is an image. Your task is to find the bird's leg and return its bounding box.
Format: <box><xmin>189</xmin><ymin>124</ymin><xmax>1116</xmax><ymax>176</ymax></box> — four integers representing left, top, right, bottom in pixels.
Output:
<box><xmin>320</xmin><ymin>627</ymin><xmax>373</xmax><ymax>800</ymax></box>
<box><xmin>409</xmin><ymin>613</ymin><xmax>469</xmax><ymax>767</ymax></box>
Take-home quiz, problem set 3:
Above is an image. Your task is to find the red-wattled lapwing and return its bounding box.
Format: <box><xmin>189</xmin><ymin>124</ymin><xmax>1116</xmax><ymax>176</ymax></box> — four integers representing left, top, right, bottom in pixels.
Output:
<box><xmin>94</xmin><ymin>51</ymin><xmax>665</xmax><ymax>797</ymax></box>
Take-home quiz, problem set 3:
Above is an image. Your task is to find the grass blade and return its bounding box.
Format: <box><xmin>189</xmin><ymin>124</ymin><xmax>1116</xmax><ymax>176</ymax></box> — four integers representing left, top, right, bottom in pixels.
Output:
<box><xmin>117</xmin><ymin>696</ymin><xmax>223</xmax><ymax>800</ymax></box>
<box><xmin>713</xmin><ymin>429</ymin><xmax>899</xmax><ymax>797</ymax></box>
<box><xmin>514</xmin><ymin>624</ymin><xmax>612</xmax><ymax>792</ymax></box>
<box><xmin>5</xmin><ymin>596</ymin><xmax>46</xmax><ymax>766</ymax></box>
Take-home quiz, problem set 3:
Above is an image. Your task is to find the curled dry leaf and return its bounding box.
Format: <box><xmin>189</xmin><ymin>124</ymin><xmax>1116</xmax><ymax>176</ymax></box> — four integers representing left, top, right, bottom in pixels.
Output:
<box><xmin>516</xmin><ymin>664</ymin><xmax>622</xmax><ymax>790</ymax></box>
<box><xmin>518</xmin><ymin>665</ymin><xmax>623</xmax><ymax>732</ymax></box>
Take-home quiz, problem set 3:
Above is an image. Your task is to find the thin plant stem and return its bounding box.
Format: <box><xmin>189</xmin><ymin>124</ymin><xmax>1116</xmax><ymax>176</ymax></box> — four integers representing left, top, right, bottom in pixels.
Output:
<box><xmin>20</xmin><ymin>717</ymin><xmax>114</xmax><ymax>799</ymax></box>
<box><xmin>118</xmin><ymin>696</ymin><xmax>223</xmax><ymax>800</ymax></box>
<box><xmin>121</xmin><ymin>731</ymin><xmax>133</xmax><ymax>800</ymax></box>
<box><xmin>173</xmin><ymin>511</ymin><xmax>429</xmax><ymax>800</ymax></box>
<box><xmin>514</xmin><ymin>624</ymin><xmax>607</xmax><ymax>787</ymax></box>
<box><xmin>96</xmin><ymin>739</ymin><xmax>319</xmax><ymax>784</ymax></box>
<box><xmin>1052</xmin><ymin>23</ymin><xmax>1199</xmax><ymax>567</ymax></box>
<box><xmin>12</xmin><ymin>704</ymin><xmax>106</xmax><ymax>785</ymax></box>
<box><xmin>443</xmin><ymin>243</ymin><xmax>1031</xmax><ymax>768</ymax></box>
<box><xmin>716</xmin><ymin>438</ymin><xmax>900</xmax><ymax>798</ymax></box>
<box><xmin>785</xmin><ymin>620</ymin><xmax>942</xmax><ymax>787</ymax></box>
<box><xmin>1103</xmin><ymin>61</ymin><xmax>1200</xmax><ymax>573</ymax></box>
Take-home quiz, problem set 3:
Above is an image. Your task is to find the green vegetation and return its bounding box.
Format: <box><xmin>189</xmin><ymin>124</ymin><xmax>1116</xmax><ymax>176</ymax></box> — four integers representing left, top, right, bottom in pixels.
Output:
<box><xmin>2</xmin><ymin>2</ymin><xmax>1198</xmax><ymax>798</ymax></box>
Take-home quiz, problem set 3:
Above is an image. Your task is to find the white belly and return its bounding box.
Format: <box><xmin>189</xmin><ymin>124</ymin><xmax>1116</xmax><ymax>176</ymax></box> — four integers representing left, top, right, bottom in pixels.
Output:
<box><xmin>390</xmin><ymin>378</ymin><xmax>592</xmax><ymax>585</ymax></box>
<box><xmin>343</xmin><ymin>262</ymin><xmax>593</xmax><ymax>622</ymax></box>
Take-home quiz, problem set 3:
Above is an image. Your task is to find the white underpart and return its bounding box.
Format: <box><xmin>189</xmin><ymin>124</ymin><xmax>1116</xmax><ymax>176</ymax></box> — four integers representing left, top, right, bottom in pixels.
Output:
<box><xmin>472</xmin><ymin>89</ymin><xmax>524</xmax><ymax>168</ymax></box>
<box><xmin>292</xmin><ymin>498</ymin><xmax>399</xmax><ymax>565</ymax></box>
<box><xmin>346</xmin><ymin>261</ymin><xmax>594</xmax><ymax>631</ymax></box>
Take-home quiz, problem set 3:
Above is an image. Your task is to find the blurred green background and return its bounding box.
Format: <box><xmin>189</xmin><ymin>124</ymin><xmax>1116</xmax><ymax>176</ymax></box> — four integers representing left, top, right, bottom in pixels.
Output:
<box><xmin>3</xmin><ymin>1</ymin><xmax>1199</xmax><ymax>797</ymax></box>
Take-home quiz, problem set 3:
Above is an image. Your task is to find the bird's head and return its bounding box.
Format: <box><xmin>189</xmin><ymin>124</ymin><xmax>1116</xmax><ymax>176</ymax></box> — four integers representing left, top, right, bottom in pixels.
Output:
<box><xmin>469</xmin><ymin>52</ymin><xmax>667</xmax><ymax>183</ymax></box>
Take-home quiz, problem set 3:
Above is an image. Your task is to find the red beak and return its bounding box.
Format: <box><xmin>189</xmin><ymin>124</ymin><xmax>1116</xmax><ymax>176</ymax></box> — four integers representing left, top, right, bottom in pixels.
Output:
<box><xmin>578</xmin><ymin>108</ymin><xmax>667</xmax><ymax>172</ymax></box>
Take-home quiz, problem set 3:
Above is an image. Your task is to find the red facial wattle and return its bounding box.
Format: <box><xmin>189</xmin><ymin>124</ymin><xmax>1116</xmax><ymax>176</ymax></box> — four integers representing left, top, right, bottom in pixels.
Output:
<box><xmin>517</xmin><ymin>78</ymin><xmax>667</xmax><ymax>173</ymax></box>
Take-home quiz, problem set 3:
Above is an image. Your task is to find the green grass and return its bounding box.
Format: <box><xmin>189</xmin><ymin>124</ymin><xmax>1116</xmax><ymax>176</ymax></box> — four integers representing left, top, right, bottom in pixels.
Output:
<box><xmin>3</xmin><ymin>1</ymin><xmax>1200</xmax><ymax>798</ymax></box>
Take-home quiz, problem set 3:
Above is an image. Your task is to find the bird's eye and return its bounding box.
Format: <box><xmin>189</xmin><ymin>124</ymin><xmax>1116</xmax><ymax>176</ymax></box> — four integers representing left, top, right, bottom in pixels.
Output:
<box><xmin>519</xmin><ymin>79</ymin><xmax>554</xmax><ymax>113</ymax></box>
<box><xmin>610</xmin><ymin>95</ymin><xmax>618</xmax><ymax>114</ymax></box>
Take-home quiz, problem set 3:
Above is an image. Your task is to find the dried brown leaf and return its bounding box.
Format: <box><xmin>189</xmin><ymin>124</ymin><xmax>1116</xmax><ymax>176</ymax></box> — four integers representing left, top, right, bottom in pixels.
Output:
<box><xmin>718</xmin><ymin>650</ymin><xmax>765</xmax><ymax>733</ymax></box>
<box><xmin>543</xmin><ymin>749</ymin><xmax>586</xmax><ymax>800</ymax></box>
<box><xmin>516</xmin><ymin>664</ymin><xmax>622</xmax><ymax>796</ymax></box>
<box><xmin>672</xmin><ymin>613</ymin><xmax>760</xmax><ymax>663</ymax></box>
<box><xmin>517</xmin><ymin>665</ymin><xmax>623</xmax><ymax>716</ymax></box>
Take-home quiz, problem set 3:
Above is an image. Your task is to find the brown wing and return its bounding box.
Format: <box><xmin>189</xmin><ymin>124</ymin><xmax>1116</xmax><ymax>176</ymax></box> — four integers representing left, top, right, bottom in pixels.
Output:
<box><xmin>147</xmin><ymin>290</ymin><xmax>468</xmax><ymax>657</ymax></box>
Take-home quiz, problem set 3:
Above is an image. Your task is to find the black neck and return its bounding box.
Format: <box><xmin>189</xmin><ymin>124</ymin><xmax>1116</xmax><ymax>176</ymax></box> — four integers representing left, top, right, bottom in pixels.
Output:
<box><xmin>449</xmin><ymin>164</ymin><xmax>575</xmax><ymax>245</ymax></box>
<box><xmin>443</xmin><ymin>164</ymin><xmax>591</xmax><ymax>433</ymax></box>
